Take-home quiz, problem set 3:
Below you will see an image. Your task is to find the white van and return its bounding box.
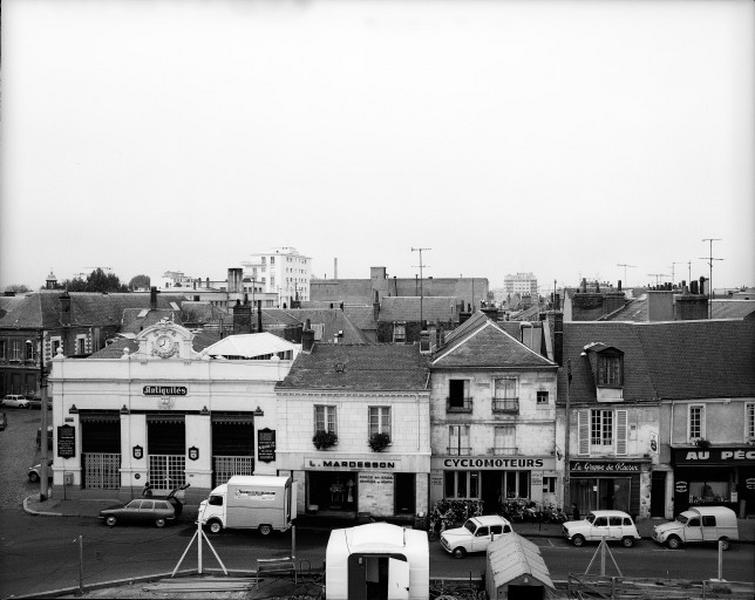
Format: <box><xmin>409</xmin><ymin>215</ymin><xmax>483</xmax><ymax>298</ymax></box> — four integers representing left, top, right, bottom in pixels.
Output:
<box><xmin>198</xmin><ymin>475</ymin><xmax>296</xmax><ymax>535</ymax></box>
<box><xmin>652</xmin><ymin>506</ymin><xmax>739</xmax><ymax>550</ymax></box>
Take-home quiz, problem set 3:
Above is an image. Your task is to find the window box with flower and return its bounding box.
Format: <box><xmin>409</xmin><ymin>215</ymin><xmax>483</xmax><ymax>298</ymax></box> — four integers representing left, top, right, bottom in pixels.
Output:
<box><xmin>368</xmin><ymin>432</ymin><xmax>391</xmax><ymax>452</ymax></box>
<box><xmin>313</xmin><ymin>429</ymin><xmax>338</xmax><ymax>450</ymax></box>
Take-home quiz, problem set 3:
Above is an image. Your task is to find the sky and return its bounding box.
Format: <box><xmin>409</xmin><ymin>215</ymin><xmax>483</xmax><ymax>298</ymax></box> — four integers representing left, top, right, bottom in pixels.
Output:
<box><xmin>1</xmin><ymin>0</ymin><xmax>753</xmax><ymax>293</ymax></box>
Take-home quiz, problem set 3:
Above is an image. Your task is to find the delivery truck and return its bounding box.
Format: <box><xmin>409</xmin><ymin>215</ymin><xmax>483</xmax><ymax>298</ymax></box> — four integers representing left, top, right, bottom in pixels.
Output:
<box><xmin>198</xmin><ymin>475</ymin><xmax>297</xmax><ymax>535</ymax></box>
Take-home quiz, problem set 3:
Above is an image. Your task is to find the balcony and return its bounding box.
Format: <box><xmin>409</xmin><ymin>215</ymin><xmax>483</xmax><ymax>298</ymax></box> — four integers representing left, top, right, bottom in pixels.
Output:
<box><xmin>490</xmin><ymin>446</ymin><xmax>519</xmax><ymax>456</ymax></box>
<box><xmin>492</xmin><ymin>398</ymin><xmax>519</xmax><ymax>414</ymax></box>
<box><xmin>446</xmin><ymin>446</ymin><xmax>472</xmax><ymax>456</ymax></box>
<box><xmin>446</xmin><ymin>397</ymin><xmax>473</xmax><ymax>413</ymax></box>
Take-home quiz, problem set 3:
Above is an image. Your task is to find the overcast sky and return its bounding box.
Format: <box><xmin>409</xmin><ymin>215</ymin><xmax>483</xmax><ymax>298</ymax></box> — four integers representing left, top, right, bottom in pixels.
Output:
<box><xmin>2</xmin><ymin>0</ymin><xmax>753</xmax><ymax>293</ymax></box>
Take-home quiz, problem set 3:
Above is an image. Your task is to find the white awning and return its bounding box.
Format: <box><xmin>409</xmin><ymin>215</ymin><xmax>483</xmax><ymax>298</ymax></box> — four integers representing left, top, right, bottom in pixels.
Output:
<box><xmin>201</xmin><ymin>332</ymin><xmax>298</xmax><ymax>359</ymax></box>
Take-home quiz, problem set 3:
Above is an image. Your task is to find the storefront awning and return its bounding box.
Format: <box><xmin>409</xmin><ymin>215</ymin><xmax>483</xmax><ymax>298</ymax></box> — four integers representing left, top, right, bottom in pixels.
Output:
<box><xmin>78</xmin><ymin>411</ymin><xmax>120</xmax><ymax>424</ymax></box>
<box><xmin>146</xmin><ymin>412</ymin><xmax>185</xmax><ymax>424</ymax></box>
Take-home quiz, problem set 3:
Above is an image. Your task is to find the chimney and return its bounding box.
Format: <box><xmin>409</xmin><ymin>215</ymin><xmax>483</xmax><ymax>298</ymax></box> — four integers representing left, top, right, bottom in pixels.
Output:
<box><xmin>617</xmin><ymin>280</ymin><xmax>622</xmax><ymax>291</ymax></box>
<box><xmin>233</xmin><ymin>298</ymin><xmax>252</xmax><ymax>334</ymax></box>
<box><xmin>59</xmin><ymin>291</ymin><xmax>72</xmax><ymax>326</ymax></box>
<box><xmin>302</xmin><ymin>319</ymin><xmax>315</xmax><ymax>353</ymax></box>
<box><xmin>227</xmin><ymin>268</ymin><xmax>243</xmax><ymax>294</ymax></box>
<box><xmin>334</xmin><ymin>257</ymin><xmax>338</xmax><ymax>279</ymax></box>
<box><xmin>419</xmin><ymin>329</ymin><xmax>431</xmax><ymax>354</ymax></box>
<box><xmin>544</xmin><ymin>310</ymin><xmax>563</xmax><ymax>365</ymax></box>
<box><xmin>373</xmin><ymin>290</ymin><xmax>380</xmax><ymax>322</ymax></box>
<box><xmin>257</xmin><ymin>300</ymin><xmax>263</xmax><ymax>333</ymax></box>
<box><xmin>150</xmin><ymin>286</ymin><xmax>158</xmax><ymax>310</ymax></box>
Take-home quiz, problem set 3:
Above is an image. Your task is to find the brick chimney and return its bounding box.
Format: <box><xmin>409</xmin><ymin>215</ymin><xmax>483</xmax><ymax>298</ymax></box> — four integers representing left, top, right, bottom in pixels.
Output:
<box><xmin>150</xmin><ymin>286</ymin><xmax>158</xmax><ymax>310</ymax></box>
<box><xmin>59</xmin><ymin>291</ymin><xmax>72</xmax><ymax>326</ymax></box>
<box><xmin>232</xmin><ymin>296</ymin><xmax>252</xmax><ymax>334</ymax></box>
<box><xmin>302</xmin><ymin>319</ymin><xmax>315</xmax><ymax>353</ymax></box>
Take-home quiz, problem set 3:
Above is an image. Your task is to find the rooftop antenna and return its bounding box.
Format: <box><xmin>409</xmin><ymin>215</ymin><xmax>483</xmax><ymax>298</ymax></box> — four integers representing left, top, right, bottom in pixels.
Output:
<box><xmin>699</xmin><ymin>238</ymin><xmax>723</xmax><ymax>319</ymax></box>
<box><xmin>411</xmin><ymin>247</ymin><xmax>431</xmax><ymax>327</ymax></box>
<box><xmin>647</xmin><ymin>273</ymin><xmax>669</xmax><ymax>287</ymax></box>
<box><xmin>616</xmin><ymin>264</ymin><xmax>637</xmax><ymax>287</ymax></box>
<box><xmin>670</xmin><ymin>262</ymin><xmax>687</xmax><ymax>287</ymax></box>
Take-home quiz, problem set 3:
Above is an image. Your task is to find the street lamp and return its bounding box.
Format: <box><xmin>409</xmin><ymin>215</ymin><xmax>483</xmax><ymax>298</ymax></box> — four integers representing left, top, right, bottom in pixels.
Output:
<box><xmin>27</xmin><ymin>331</ymin><xmax>49</xmax><ymax>500</ymax></box>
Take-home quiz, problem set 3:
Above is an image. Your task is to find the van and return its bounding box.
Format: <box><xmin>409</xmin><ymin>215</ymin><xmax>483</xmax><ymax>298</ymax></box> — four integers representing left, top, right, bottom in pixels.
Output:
<box><xmin>652</xmin><ymin>506</ymin><xmax>739</xmax><ymax>550</ymax></box>
<box><xmin>198</xmin><ymin>475</ymin><xmax>297</xmax><ymax>535</ymax></box>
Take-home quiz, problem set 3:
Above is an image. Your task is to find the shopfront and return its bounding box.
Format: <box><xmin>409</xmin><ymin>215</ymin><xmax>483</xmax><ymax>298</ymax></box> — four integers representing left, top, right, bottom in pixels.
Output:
<box><xmin>431</xmin><ymin>455</ymin><xmax>558</xmax><ymax>513</ymax></box>
<box><xmin>288</xmin><ymin>455</ymin><xmax>428</xmax><ymax>521</ymax></box>
<box><xmin>672</xmin><ymin>447</ymin><xmax>755</xmax><ymax>518</ymax></box>
<box><xmin>569</xmin><ymin>459</ymin><xmax>650</xmax><ymax>518</ymax></box>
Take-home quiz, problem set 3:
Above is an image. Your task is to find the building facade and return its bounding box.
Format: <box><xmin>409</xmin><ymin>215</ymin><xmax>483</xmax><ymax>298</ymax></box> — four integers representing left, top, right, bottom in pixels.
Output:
<box><xmin>503</xmin><ymin>273</ymin><xmax>538</xmax><ymax>298</ymax></box>
<box><xmin>275</xmin><ymin>342</ymin><xmax>430</xmax><ymax>522</ymax></box>
<box><xmin>428</xmin><ymin>313</ymin><xmax>559</xmax><ymax>513</ymax></box>
<box><xmin>48</xmin><ymin>320</ymin><xmax>298</xmax><ymax>502</ymax></box>
<box><xmin>242</xmin><ymin>246</ymin><xmax>313</xmax><ymax>308</ymax></box>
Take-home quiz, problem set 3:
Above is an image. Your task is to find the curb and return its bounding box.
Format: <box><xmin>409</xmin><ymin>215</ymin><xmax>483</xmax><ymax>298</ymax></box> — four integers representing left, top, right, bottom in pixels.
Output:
<box><xmin>22</xmin><ymin>495</ymin><xmax>63</xmax><ymax>517</ymax></box>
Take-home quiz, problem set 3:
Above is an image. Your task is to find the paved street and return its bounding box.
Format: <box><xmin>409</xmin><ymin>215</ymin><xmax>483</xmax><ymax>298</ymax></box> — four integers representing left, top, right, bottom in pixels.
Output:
<box><xmin>2</xmin><ymin>414</ymin><xmax>755</xmax><ymax>598</ymax></box>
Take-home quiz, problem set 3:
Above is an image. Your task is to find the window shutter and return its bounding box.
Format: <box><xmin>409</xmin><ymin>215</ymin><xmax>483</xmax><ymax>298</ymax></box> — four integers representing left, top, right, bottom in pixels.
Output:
<box><xmin>578</xmin><ymin>410</ymin><xmax>589</xmax><ymax>456</ymax></box>
<box><xmin>616</xmin><ymin>410</ymin><xmax>628</xmax><ymax>455</ymax></box>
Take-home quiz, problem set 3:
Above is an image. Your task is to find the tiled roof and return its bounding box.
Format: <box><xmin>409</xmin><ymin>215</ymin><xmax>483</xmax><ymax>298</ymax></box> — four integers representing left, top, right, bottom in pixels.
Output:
<box><xmin>712</xmin><ymin>299</ymin><xmax>755</xmax><ymax>319</ymax></box>
<box><xmin>378</xmin><ymin>296</ymin><xmax>458</xmax><ymax>323</ymax></box>
<box><xmin>276</xmin><ymin>344</ymin><xmax>429</xmax><ymax>391</ymax></box>
<box><xmin>121</xmin><ymin>309</ymin><xmax>182</xmax><ymax>334</ymax></box>
<box><xmin>0</xmin><ymin>291</ymin><xmax>187</xmax><ymax>330</ymax></box>
<box><xmin>342</xmin><ymin>306</ymin><xmax>378</xmax><ymax>331</ymax></box>
<box><xmin>604</xmin><ymin>295</ymin><xmax>648</xmax><ymax>321</ymax></box>
<box><xmin>90</xmin><ymin>329</ymin><xmax>220</xmax><ymax>359</ymax></box>
<box><xmin>556</xmin><ymin>319</ymin><xmax>755</xmax><ymax>403</ymax></box>
<box><xmin>433</xmin><ymin>314</ymin><xmax>556</xmax><ymax>369</ymax></box>
<box><xmin>267</xmin><ymin>308</ymin><xmax>371</xmax><ymax>345</ymax></box>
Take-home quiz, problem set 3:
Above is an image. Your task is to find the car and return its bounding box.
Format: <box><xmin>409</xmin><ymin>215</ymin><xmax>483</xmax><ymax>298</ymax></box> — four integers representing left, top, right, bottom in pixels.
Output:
<box><xmin>562</xmin><ymin>510</ymin><xmax>641</xmax><ymax>547</ymax></box>
<box><xmin>652</xmin><ymin>506</ymin><xmax>739</xmax><ymax>550</ymax></box>
<box><xmin>99</xmin><ymin>498</ymin><xmax>177</xmax><ymax>528</ymax></box>
<box><xmin>440</xmin><ymin>514</ymin><xmax>513</xmax><ymax>558</ymax></box>
<box><xmin>2</xmin><ymin>394</ymin><xmax>31</xmax><ymax>409</ymax></box>
<box><xmin>28</xmin><ymin>397</ymin><xmax>52</xmax><ymax>410</ymax></box>
<box><xmin>27</xmin><ymin>459</ymin><xmax>53</xmax><ymax>483</ymax></box>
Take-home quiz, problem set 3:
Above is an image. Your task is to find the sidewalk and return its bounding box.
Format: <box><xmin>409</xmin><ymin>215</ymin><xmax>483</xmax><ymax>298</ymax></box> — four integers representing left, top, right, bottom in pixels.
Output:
<box><xmin>22</xmin><ymin>495</ymin><xmax>755</xmax><ymax>541</ymax></box>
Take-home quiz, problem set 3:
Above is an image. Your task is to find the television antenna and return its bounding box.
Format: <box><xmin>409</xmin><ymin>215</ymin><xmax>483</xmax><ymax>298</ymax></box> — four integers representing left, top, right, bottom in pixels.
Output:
<box><xmin>616</xmin><ymin>264</ymin><xmax>636</xmax><ymax>287</ymax></box>
<box><xmin>647</xmin><ymin>273</ymin><xmax>669</xmax><ymax>286</ymax></box>
<box><xmin>699</xmin><ymin>238</ymin><xmax>723</xmax><ymax>318</ymax></box>
<box><xmin>411</xmin><ymin>247</ymin><xmax>431</xmax><ymax>327</ymax></box>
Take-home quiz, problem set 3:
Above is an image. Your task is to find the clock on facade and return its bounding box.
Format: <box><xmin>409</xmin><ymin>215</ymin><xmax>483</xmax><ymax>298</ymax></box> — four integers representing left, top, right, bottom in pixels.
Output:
<box><xmin>154</xmin><ymin>334</ymin><xmax>177</xmax><ymax>358</ymax></box>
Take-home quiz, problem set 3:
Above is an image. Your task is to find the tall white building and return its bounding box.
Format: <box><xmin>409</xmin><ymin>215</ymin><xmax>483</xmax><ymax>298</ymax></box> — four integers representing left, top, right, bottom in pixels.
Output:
<box><xmin>242</xmin><ymin>246</ymin><xmax>312</xmax><ymax>307</ymax></box>
<box><xmin>503</xmin><ymin>272</ymin><xmax>538</xmax><ymax>297</ymax></box>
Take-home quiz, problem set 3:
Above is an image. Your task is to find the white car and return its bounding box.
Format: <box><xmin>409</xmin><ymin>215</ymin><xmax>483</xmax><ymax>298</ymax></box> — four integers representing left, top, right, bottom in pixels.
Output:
<box><xmin>2</xmin><ymin>394</ymin><xmax>31</xmax><ymax>409</ymax></box>
<box><xmin>562</xmin><ymin>510</ymin><xmax>641</xmax><ymax>547</ymax></box>
<box><xmin>440</xmin><ymin>514</ymin><xmax>513</xmax><ymax>558</ymax></box>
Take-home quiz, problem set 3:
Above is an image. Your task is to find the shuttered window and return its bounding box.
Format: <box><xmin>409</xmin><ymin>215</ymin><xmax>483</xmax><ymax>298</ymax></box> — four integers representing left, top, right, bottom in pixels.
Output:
<box><xmin>615</xmin><ymin>410</ymin><xmax>628</xmax><ymax>455</ymax></box>
<box><xmin>314</xmin><ymin>405</ymin><xmax>336</xmax><ymax>434</ymax></box>
<box><xmin>577</xmin><ymin>410</ymin><xmax>589</xmax><ymax>455</ymax></box>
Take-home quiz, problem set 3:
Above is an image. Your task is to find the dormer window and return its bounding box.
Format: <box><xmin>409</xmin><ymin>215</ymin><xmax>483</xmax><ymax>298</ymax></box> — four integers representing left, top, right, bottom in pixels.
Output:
<box><xmin>597</xmin><ymin>352</ymin><xmax>623</xmax><ymax>387</ymax></box>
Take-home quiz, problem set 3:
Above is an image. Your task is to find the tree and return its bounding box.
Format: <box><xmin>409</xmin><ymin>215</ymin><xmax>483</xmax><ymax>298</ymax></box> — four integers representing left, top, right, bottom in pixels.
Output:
<box><xmin>128</xmin><ymin>274</ymin><xmax>151</xmax><ymax>291</ymax></box>
<box><xmin>60</xmin><ymin>269</ymin><xmax>128</xmax><ymax>293</ymax></box>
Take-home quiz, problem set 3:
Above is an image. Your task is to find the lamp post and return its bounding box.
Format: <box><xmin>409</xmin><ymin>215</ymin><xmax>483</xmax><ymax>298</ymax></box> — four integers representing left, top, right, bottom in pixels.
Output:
<box><xmin>31</xmin><ymin>330</ymin><xmax>49</xmax><ymax>500</ymax></box>
<box><xmin>563</xmin><ymin>359</ymin><xmax>572</xmax><ymax>512</ymax></box>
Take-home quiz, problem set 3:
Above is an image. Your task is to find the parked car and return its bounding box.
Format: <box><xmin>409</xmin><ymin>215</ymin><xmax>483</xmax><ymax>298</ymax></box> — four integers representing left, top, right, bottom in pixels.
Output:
<box><xmin>27</xmin><ymin>459</ymin><xmax>53</xmax><ymax>483</ymax></box>
<box><xmin>99</xmin><ymin>498</ymin><xmax>177</xmax><ymax>528</ymax></box>
<box><xmin>28</xmin><ymin>397</ymin><xmax>52</xmax><ymax>410</ymax></box>
<box><xmin>440</xmin><ymin>514</ymin><xmax>513</xmax><ymax>558</ymax></box>
<box><xmin>2</xmin><ymin>394</ymin><xmax>31</xmax><ymax>409</ymax></box>
<box><xmin>652</xmin><ymin>506</ymin><xmax>739</xmax><ymax>550</ymax></box>
<box><xmin>562</xmin><ymin>510</ymin><xmax>641</xmax><ymax>547</ymax></box>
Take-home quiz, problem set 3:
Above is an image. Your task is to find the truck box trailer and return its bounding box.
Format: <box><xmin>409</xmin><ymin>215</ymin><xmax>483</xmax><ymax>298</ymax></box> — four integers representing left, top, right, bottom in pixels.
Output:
<box><xmin>198</xmin><ymin>475</ymin><xmax>296</xmax><ymax>535</ymax></box>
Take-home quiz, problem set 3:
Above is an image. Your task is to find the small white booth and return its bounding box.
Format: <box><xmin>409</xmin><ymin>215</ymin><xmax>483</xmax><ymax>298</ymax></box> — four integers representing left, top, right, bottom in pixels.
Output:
<box><xmin>325</xmin><ymin>522</ymin><xmax>429</xmax><ymax>600</ymax></box>
<box><xmin>485</xmin><ymin>533</ymin><xmax>555</xmax><ymax>600</ymax></box>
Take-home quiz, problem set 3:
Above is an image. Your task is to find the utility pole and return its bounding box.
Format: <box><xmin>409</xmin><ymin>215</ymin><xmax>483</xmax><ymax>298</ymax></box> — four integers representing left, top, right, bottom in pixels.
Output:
<box><xmin>411</xmin><ymin>247</ymin><xmax>431</xmax><ymax>329</ymax></box>
<box><xmin>39</xmin><ymin>329</ymin><xmax>49</xmax><ymax>501</ymax></box>
<box><xmin>563</xmin><ymin>359</ymin><xmax>572</xmax><ymax>512</ymax></box>
<box><xmin>616</xmin><ymin>264</ymin><xmax>637</xmax><ymax>287</ymax></box>
<box><xmin>700</xmin><ymin>238</ymin><xmax>723</xmax><ymax>319</ymax></box>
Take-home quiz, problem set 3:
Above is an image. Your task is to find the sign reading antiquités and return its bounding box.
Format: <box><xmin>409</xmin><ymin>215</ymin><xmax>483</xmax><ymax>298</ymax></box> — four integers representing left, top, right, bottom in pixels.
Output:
<box><xmin>142</xmin><ymin>385</ymin><xmax>188</xmax><ymax>396</ymax></box>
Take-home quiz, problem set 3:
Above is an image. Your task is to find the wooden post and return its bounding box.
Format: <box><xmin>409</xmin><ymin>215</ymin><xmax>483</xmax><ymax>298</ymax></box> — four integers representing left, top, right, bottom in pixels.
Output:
<box><xmin>78</xmin><ymin>535</ymin><xmax>84</xmax><ymax>595</ymax></box>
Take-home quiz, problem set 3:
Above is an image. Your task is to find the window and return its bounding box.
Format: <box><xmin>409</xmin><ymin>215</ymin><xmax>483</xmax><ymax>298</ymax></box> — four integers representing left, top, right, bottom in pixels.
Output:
<box><xmin>444</xmin><ymin>470</ymin><xmax>479</xmax><ymax>499</ymax></box>
<box><xmin>591</xmin><ymin>410</ymin><xmax>613</xmax><ymax>446</ymax></box>
<box><xmin>448</xmin><ymin>379</ymin><xmax>471</xmax><ymax>411</ymax></box>
<box><xmin>475</xmin><ymin>526</ymin><xmax>489</xmax><ymax>537</ymax></box>
<box><xmin>493</xmin><ymin>378</ymin><xmax>518</xmax><ymax>412</ymax></box>
<box><xmin>494</xmin><ymin>425</ymin><xmax>516</xmax><ymax>454</ymax></box>
<box><xmin>543</xmin><ymin>477</ymin><xmax>557</xmax><ymax>493</ymax></box>
<box><xmin>702</xmin><ymin>515</ymin><xmax>716</xmax><ymax>527</ymax></box>
<box><xmin>536</xmin><ymin>391</ymin><xmax>549</xmax><ymax>405</ymax></box>
<box><xmin>76</xmin><ymin>336</ymin><xmax>86</xmax><ymax>355</ymax></box>
<box><xmin>597</xmin><ymin>353</ymin><xmax>623</xmax><ymax>386</ymax></box>
<box><xmin>25</xmin><ymin>341</ymin><xmax>34</xmax><ymax>361</ymax></box>
<box><xmin>0</xmin><ymin>340</ymin><xmax>5</xmax><ymax>360</ymax></box>
<box><xmin>11</xmin><ymin>341</ymin><xmax>20</xmax><ymax>361</ymax></box>
<box><xmin>51</xmin><ymin>337</ymin><xmax>62</xmax><ymax>357</ymax></box>
<box><xmin>448</xmin><ymin>425</ymin><xmax>470</xmax><ymax>455</ymax></box>
<box><xmin>314</xmin><ymin>405</ymin><xmax>337</xmax><ymax>434</ymax></box>
<box><xmin>594</xmin><ymin>516</ymin><xmax>608</xmax><ymax>527</ymax></box>
<box><xmin>368</xmin><ymin>406</ymin><xmax>391</xmax><ymax>437</ymax></box>
<box><xmin>688</xmin><ymin>404</ymin><xmax>705</xmax><ymax>441</ymax></box>
<box><xmin>392</xmin><ymin>322</ymin><xmax>406</xmax><ymax>343</ymax></box>
<box><xmin>746</xmin><ymin>403</ymin><xmax>755</xmax><ymax>441</ymax></box>
<box><xmin>609</xmin><ymin>516</ymin><xmax>623</xmax><ymax>526</ymax></box>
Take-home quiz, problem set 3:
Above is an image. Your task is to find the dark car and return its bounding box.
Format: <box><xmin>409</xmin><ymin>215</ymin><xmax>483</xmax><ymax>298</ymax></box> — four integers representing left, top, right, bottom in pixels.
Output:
<box><xmin>99</xmin><ymin>498</ymin><xmax>176</xmax><ymax>528</ymax></box>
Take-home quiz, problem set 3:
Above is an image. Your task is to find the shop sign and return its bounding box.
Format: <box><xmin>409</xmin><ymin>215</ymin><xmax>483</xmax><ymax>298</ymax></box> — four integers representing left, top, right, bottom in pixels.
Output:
<box><xmin>358</xmin><ymin>472</ymin><xmax>394</xmax><ymax>486</ymax></box>
<box><xmin>673</xmin><ymin>448</ymin><xmax>755</xmax><ymax>465</ymax></box>
<box><xmin>675</xmin><ymin>480</ymin><xmax>688</xmax><ymax>494</ymax></box>
<box><xmin>442</xmin><ymin>457</ymin><xmax>546</xmax><ymax>470</ymax></box>
<box><xmin>307</xmin><ymin>458</ymin><xmax>399</xmax><ymax>470</ymax></box>
<box><xmin>133</xmin><ymin>445</ymin><xmax>144</xmax><ymax>460</ymax></box>
<box><xmin>188</xmin><ymin>446</ymin><xmax>199</xmax><ymax>461</ymax></box>
<box><xmin>142</xmin><ymin>385</ymin><xmax>188</xmax><ymax>396</ymax></box>
<box><xmin>257</xmin><ymin>428</ymin><xmax>276</xmax><ymax>463</ymax></box>
<box><xmin>571</xmin><ymin>461</ymin><xmax>642</xmax><ymax>473</ymax></box>
<box><xmin>746</xmin><ymin>478</ymin><xmax>755</xmax><ymax>491</ymax></box>
<box><xmin>57</xmin><ymin>425</ymin><xmax>76</xmax><ymax>459</ymax></box>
